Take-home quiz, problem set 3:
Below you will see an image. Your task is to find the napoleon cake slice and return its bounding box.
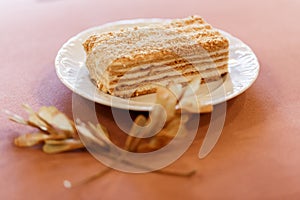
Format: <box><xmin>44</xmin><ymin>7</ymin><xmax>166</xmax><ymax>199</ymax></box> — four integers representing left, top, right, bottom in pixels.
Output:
<box><xmin>83</xmin><ymin>16</ymin><xmax>229</xmax><ymax>98</ymax></box>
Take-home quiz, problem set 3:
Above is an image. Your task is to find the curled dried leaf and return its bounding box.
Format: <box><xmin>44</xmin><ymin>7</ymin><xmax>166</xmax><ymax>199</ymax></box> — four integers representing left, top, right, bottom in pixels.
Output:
<box><xmin>5</xmin><ymin>106</ymin><xmax>50</xmax><ymax>132</ymax></box>
<box><xmin>14</xmin><ymin>132</ymin><xmax>68</xmax><ymax>147</ymax></box>
<box><xmin>167</xmin><ymin>82</ymin><xmax>183</xmax><ymax>100</ymax></box>
<box><xmin>181</xmin><ymin>78</ymin><xmax>201</xmax><ymax>99</ymax></box>
<box><xmin>38</xmin><ymin>106</ymin><xmax>76</xmax><ymax>137</ymax></box>
<box><xmin>172</xmin><ymin>77</ymin><xmax>213</xmax><ymax>114</ymax></box>
<box><xmin>43</xmin><ymin>139</ymin><xmax>84</xmax><ymax>154</ymax></box>
<box><xmin>180</xmin><ymin>101</ymin><xmax>213</xmax><ymax>113</ymax></box>
<box><xmin>27</xmin><ymin>114</ymin><xmax>49</xmax><ymax>132</ymax></box>
<box><xmin>44</xmin><ymin>138</ymin><xmax>82</xmax><ymax>145</ymax></box>
<box><xmin>4</xmin><ymin>110</ymin><xmax>28</xmax><ymax>125</ymax></box>
<box><xmin>96</xmin><ymin>124</ymin><xmax>110</xmax><ymax>139</ymax></box>
<box><xmin>14</xmin><ymin>132</ymin><xmax>50</xmax><ymax>147</ymax></box>
<box><xmin>124</xmin><ymin>115</ymin><xmax>147</xmax><ymax>151</ymax></box>
<box><xmin>75</xmin><ymin>119</ymin><xmax>110</xmax><ymax>151</ymax></box>
<box><xmin>21</xmin><ymin>104</ymin><xmax>49</xmax><ymax>132</ymax></box>
<box><xmin>157</xmin><ymin>114</ymin><xmax>189</xmax><ymax>138</ymax></box>
<box><xmin>87</xmin><ymin>122</ymin><xmax>111</xmax><ymax>144</ymax></box>
<box><xmin>22</xmin><ymin>104</ymin><xmax>36</xmax><ymax>115</ymax></box>
<box><xmin>136</xmin><ymin>136</ymin><xmax>169</xmax><ymax>153</ymax></box>
<box><xmin>156</xmin><ymin>86</ymin><xmax>177</xmax><ymax>121</ymax></box>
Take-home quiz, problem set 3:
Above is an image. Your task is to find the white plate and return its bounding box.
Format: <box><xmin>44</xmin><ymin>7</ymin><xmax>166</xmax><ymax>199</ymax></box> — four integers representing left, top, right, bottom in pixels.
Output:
<box><xmin>55</xmin><ymin>18</ymin><xmax>259</xmax><ymax>111</ymax></box>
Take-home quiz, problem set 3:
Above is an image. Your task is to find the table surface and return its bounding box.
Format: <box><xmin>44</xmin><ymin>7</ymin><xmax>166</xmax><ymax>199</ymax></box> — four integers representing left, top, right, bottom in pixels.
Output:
<box><xmin>1</xmin><ymin>0</ymin><xmax>300</xmax><ymax>199</ymax></box>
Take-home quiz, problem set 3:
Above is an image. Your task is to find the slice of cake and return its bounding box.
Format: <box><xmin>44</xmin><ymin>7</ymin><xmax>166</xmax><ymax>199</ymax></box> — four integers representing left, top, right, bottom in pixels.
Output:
<box><xmin>83</xmin><ymin>16</ymin><xmax>229</xmax><ymax>98</ymax></box>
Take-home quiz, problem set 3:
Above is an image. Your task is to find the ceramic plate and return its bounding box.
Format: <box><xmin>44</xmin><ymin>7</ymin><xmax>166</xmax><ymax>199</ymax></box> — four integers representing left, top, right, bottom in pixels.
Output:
<box><xmin>55</xmin><ymin>19</ymin><xmax>259</xmax><ymax>111</ymax></box>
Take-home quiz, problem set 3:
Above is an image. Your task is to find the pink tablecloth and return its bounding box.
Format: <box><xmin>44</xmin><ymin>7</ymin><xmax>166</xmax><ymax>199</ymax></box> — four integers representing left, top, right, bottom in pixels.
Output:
<box><xmin>1</xmin><ymin>0</ymin><xmax>300</xmax><ymax>199</ymax></box>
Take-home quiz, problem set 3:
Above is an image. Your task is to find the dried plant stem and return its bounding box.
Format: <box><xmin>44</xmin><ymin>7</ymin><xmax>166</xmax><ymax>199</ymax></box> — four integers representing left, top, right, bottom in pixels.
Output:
<box><xmin>64</xmin><ymin>149</ymin><xmax>196</xmax><ymax>189</ymax></box>
<box><xmin>64</xmin><ymin>167</ymin><xmax>112</xmax><ymax>189</ymax></box>
<box><xmin>153</xmin><ymin>169</ymin><xmax>196</xmax><ymax>177</ymax></box>
<box><xmin>64</xmin><ymin>166</ymin><xmax>195</xmax><ymax>189</ymax></box>
<box><xmin>121</xmin><ymin>160</ymin><xmax>196</xmax><ymax>178</ymax></box>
